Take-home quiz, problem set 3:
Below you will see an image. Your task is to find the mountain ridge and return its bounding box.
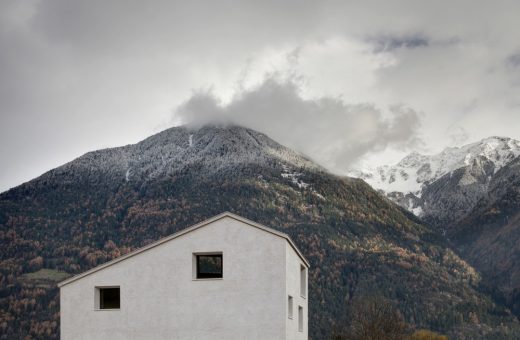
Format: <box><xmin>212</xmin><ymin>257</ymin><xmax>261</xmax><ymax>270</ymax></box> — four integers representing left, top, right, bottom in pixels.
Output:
<box><xmin>356</xmin><ymin>136</ymin><xmax>520</xmax><ymax>226</ymax></box>
<box><xmin>453</xmin><ymin>155</ymin><xmax>520</xmax><ymax>316</ymax></box>
<box><xmin>24</xmin><ymin>125</ymin><xmax>320</xmax><ymax>189</ymax></box>
<box><xmin>353</xmin><ymin>135</ymin><xmax>520</xmax><ymax>329</ymax></box>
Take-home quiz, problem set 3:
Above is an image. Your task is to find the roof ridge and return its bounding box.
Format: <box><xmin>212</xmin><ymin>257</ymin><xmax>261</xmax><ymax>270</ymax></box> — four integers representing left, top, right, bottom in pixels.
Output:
<box><xmin>58</xmin><ymin>212</ymin><xmax>309</xmax><ymax>288</ymax></box>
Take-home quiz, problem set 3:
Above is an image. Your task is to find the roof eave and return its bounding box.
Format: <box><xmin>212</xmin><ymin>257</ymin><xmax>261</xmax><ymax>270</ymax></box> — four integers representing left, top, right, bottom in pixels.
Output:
<box><xmin>58</xmin><ymin>211</ymin><xmax>310</xmax><ymax>288</ymax></box>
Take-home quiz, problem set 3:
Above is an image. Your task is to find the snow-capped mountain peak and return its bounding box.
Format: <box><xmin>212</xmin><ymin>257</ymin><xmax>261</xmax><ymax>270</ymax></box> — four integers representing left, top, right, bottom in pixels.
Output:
<box><xmin>354</xmin><ymin>136</ymin><xmax>520</xmax><ymax>220</ymax></box>
<box><xmin>359</xmin><ymin>136</ymin><xmax>520</xmax><ymax>196</ymax></box>
<box><xmin>39</xmin><ymin>125</ymin><xmax>322</xmax><ymax>187</ymax></box>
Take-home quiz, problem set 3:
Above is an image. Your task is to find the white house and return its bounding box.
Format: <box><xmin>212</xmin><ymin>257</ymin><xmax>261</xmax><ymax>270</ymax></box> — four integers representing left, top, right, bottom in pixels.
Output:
<box><xmin>58</xmin><ymin>212</ymin><xmax>309</xmax><ymax>340</ymax></box>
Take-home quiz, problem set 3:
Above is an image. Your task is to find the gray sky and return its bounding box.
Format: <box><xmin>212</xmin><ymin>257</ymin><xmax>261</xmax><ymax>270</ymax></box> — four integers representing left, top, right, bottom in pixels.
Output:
<box><xmin>1</xmin><ymin>0</ymin><xmax>520</xmax><ymax>192</ymax></box>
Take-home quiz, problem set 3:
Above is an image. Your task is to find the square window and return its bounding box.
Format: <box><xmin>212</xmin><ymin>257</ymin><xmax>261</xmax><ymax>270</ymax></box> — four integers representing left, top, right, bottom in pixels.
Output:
<box><xmin>196</xmin><ymin>254</ymin><xmax>223</xmax><ymax>279</ymax></box>
<box><xmin>98</xmin><ymin>287</ymin><xmax>120</xmax><ymax>310</ymax></box>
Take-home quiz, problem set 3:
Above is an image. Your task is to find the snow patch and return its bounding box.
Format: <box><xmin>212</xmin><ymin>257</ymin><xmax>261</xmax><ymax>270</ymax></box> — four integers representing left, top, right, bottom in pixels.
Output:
<box><xmin>411</xmin><ymin>206</ymin><xmax>423</xmax><ymax>216</ymax></box>
<box><xmin>464</xmin><ymin>153</ymin><xmax>472</xmax><ymax>166</ymax></box>
<box><xmin>407</xmin><ymin>198</ymin><xmax>414</xmax><ymax>211</ymax></box>
<box><xmin>281</xmin><ymin>165</ymin><xmax>310</xmax><ymax>189</ymax></box>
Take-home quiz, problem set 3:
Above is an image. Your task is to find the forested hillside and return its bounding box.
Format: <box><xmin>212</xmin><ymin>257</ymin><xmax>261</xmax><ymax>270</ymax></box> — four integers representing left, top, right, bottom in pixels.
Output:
<box><xmin>1</xmin><ymin>126</ymin><xmax>518</xmax><ymax>339</ymax></box>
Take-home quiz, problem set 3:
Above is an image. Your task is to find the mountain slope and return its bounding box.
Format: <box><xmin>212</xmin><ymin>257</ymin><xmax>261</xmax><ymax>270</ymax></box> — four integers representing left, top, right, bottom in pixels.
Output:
<box><xmin>453</xmin><ymin>156</ymin><xmax>520</xmax><ymax>317</ymax></box>
<box><xmin>355</xmin><ymin>136</ymin><xmax>520</xmax><ymax>329</ymax></box>
<box><xmin>358</xmin><ymin>137</ymin><xmax>520</xmax><ymax>229</ymax></box>
<box><xmin>1</xmin><ymin>126</ymin><xmax>519</xmax><ymax>339</ymax></box>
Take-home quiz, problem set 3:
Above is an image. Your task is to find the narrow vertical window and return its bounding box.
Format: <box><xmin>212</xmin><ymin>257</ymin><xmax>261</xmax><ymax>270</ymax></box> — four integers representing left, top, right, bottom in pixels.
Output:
<box><xmin>300</xmin><ymin>265</ymin><xmax>306</xmax><ymax>298</ymax></box>
<box><xmin>298</xmin><ymin>306</ymin><xmax>303</xmax><ymax>332</ymax></box>
<box><xmin>288</xmin><ymin>295</ymin><xmax>293</xmax><ymax>319</ymax></box>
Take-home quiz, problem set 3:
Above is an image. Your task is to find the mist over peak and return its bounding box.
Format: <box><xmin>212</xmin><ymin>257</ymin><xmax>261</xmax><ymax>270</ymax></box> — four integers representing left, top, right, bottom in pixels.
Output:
<box><xmin>175</xmin><ymin>77</ymin><xmax>422</xmax><ymax>174</ymax></box>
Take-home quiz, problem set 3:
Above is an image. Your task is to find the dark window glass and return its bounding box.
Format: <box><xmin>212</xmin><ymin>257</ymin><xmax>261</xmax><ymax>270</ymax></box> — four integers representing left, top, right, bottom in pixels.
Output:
<box><xmin>100</xmin><ymin>287</ymin><xmax>120</xmax><ymax>309</ymax></box>
<box><xmin>196</xmin><ymin>254</ymin><xmax>223</xmax><ymax>279</ymax></box>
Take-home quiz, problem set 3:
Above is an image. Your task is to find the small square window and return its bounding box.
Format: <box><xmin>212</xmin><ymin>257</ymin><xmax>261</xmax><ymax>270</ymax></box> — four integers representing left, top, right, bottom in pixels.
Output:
<box><xmin>98</xmin><ymin>287</ymin><xmax>120</xmax><ymax>310</ymax></box>
<box><xmin>196</xmin><ymin>254</ymin><xmax>223</xmax><ymax>279</ymax></box>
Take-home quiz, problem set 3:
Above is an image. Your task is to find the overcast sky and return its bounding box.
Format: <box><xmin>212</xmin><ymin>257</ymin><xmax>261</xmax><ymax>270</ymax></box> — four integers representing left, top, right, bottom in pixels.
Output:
<box><xmin>1</xmin><ymin>0</ymin><xmax>520</xmax><ymax>192</ymax></box>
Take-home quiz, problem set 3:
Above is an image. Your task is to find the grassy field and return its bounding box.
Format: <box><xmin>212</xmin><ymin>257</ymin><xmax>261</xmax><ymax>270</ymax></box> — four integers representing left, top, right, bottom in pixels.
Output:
<box><xmin>20</xmin><ymin>269</ymin><xmax>70</xmax><ymax>287</ymax></box>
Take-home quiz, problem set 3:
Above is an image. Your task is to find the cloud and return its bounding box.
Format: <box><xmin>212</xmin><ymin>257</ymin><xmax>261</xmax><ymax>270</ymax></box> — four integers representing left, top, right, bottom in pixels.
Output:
<box><xmin>176</xmin><ymin>76</ymin><xmax>421</xmax><ymax>171</ymax></box>
<box><xmin>369</xmin><ymin>34</ymin><xmax>429</xmax><ymax>53</ymax></box>
<box><xmin>507</xmin><ymin>53</ymin><xmax>520</xmax><ymax>68</ymax></box>
<box><xmin>447</xmin><ymin>126</ymin><xmax>470</xmax><ymax>146</ymax></box>
<box><xmin>2</xmin><ymin>0</ymin><xmax>520</xmax><ymax>191</ymax></box>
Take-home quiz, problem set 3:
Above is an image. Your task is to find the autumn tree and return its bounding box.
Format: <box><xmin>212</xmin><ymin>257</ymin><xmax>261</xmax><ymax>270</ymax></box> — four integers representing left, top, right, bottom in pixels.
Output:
<box><xmin>332</xmin><ymin>296</ymin><xmax>408</xmax><ymax>340</ymax></box>
<box><xmin>409</xmin><ymin>329</ymin><xmax>448</xmax><ymax>340</ymax></box>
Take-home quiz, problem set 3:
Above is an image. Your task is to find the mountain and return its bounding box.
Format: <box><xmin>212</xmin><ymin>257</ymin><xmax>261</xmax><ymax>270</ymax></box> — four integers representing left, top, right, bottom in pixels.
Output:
<box><xmin>357</xmin><ymin>137</ymin><xmax>520</xmax><ymax>229</ymax></box>
<box><xmin>453</xmin><ymin>156</ymin><xmax>520</xmax><ymax>317</ymax></box>
<box><xmin>1</xmin><ymin>126</ymin><xmax>519</xmax><ymax>339</ymax></box>
<box><xmin>356</xmin><ymin>136</ymin><xmax>520</xmax><ymax>327</ymax></box>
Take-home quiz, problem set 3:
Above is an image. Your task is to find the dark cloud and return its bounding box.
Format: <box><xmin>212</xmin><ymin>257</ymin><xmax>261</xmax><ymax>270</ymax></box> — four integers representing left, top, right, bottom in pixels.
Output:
<box><xmin>369</xmin><ymin>34</ymin><xmax>429</xmax><ymax>53</ymax></box>
<box><xmin>507</xmin><ymin>53</ymin><xmax>520</xmax><ymax>67</ymax></box>
<box><xmin>176</xmin><ymin>77</ymin><xmax>422</xmax><ymax>171</ymax></box>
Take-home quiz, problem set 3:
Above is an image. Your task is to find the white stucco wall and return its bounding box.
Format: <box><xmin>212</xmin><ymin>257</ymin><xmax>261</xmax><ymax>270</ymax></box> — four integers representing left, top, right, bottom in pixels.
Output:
<box><xmin>60</xmin><ymin>216</ymin><xmax>308</xmax><ymax>340</ymax></box>
<box><xmin>285</xmin><ymin>242</ymin><xmax>309</xmax><ymax>340</ymax></box>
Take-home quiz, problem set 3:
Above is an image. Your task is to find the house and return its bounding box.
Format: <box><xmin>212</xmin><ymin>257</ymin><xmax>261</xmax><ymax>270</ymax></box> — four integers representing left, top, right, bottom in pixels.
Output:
<box><xmin>58</xmin><ymin>212</ymin><xmax>309</xmax><ymax>340</ymax></box>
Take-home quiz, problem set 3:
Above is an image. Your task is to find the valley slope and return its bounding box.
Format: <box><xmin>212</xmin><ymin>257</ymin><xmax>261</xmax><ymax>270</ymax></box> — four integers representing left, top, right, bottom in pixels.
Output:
<box><xmin>454</xmin><ymin>156</ymin><xmax>520</xmax><ymax>317</ymax></box>
<box><xmin>357</xmin><ymin>136</ymin><xmax>520</xmax><ymax>327</ymax></box>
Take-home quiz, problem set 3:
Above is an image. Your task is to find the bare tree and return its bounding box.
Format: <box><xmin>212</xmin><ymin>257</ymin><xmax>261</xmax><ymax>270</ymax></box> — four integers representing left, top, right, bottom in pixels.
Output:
<box><xmin>332</xmin><ymin>296</ymin><xmax>408</xmax><ymax>340</ymax></box>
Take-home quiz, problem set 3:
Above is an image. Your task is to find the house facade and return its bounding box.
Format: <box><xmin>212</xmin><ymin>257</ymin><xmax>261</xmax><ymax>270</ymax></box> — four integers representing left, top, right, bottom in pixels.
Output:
<box><xmin>58</xmin><ymin>212</ymin><xmax>309</xmax><ymax>340</ymax></box>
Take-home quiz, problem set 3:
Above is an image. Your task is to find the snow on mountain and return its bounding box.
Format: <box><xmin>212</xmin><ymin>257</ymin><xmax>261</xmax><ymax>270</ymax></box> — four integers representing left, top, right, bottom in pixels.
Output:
<box><xmin>38</xmin><ymin>125</ymin><xmax>322</xmax><ymax>189</ymax></box>
<box><xmin>358</xmin><ymin>137</ymin><xmax>520</xmax><ymax>195</ymax></box>
<box><xmin>281</xmin><ymin>164</ymin><xmax>310</xmax><ymax>189</ymax></box>
<box><xmin>5</xmin><ymin>124</ymin><xmax>516</xmax><ymax>339</ymax></box>
<box><xmin>354</xmin><ymin>136</ymin><xmax>520</xmax><ymax>218</ymax></box>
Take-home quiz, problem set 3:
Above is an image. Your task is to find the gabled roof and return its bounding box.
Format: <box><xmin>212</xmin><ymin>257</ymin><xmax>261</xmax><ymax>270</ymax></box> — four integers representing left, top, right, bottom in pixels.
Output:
<box><xmin>58</xmin><ymin>212</ymin><xmax>310</xmax><ymax>288</ymax></box>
